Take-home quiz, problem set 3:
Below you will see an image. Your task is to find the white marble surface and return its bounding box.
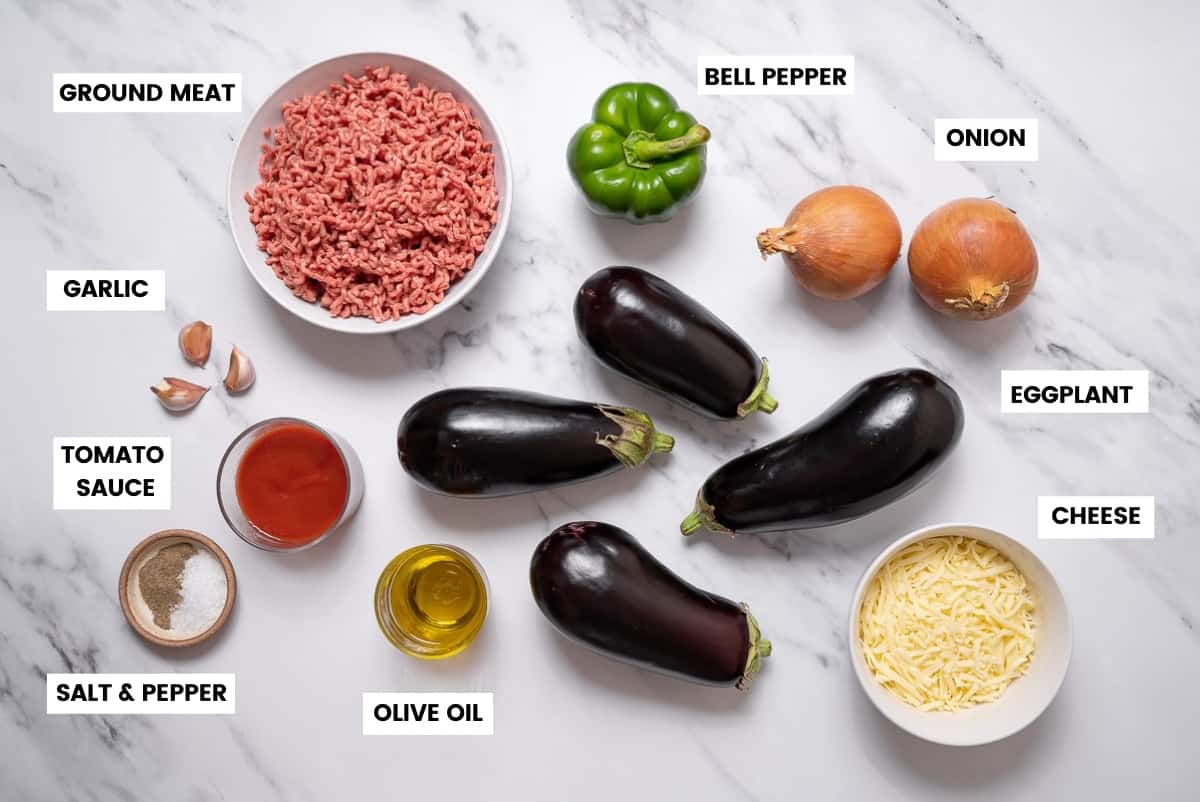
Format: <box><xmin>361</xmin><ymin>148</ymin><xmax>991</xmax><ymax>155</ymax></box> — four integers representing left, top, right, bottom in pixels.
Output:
<box><xmin>3</xmin><ymin>0</ymin><xmax>1199</xmax><ymax>799</ymax></box>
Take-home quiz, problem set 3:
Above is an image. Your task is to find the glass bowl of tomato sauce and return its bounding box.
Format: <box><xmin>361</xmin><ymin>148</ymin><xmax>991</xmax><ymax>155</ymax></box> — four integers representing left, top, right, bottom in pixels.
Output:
<box><xmin>217</xmin><ymin>418</ymin><xmax>364</xmax><ymax>552</ymax></box>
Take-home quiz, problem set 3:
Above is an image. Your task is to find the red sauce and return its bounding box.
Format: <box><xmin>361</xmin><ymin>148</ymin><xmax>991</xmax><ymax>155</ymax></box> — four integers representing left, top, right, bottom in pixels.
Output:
<box><xmin>235</xmin><ymin>422</ymin><xmax>348</xmax><ymax>546</ymax></box>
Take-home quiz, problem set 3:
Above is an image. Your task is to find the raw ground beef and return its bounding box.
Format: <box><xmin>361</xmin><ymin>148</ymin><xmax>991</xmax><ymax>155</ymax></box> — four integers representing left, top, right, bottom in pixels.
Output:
<box><xmin>245</xmin><ymin>66</ymin><xmax>498</xmax><ymax>322</ymax></box>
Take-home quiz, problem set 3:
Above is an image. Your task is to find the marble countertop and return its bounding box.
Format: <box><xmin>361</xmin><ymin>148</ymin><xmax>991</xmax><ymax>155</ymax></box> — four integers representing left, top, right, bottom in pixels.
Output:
<box><xmin>3</xmin><ymin>0</ymin><xmax>1198</xmax><ymax>799</ymax></box>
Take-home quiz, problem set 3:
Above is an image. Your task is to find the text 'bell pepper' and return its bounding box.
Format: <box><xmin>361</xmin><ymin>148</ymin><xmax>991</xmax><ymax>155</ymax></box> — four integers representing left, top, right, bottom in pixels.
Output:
<box><xmin>567</xmin><ymin>83</ymin><xmax>710</xmax><ymax>224</ymax></box>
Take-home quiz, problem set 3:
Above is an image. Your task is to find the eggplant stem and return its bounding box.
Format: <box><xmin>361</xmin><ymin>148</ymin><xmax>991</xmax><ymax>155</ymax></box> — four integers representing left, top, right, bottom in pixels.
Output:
<box><xmin>595</xmin><ymin>405</ymin><xmax>675</xmax><ymax>468</ymax></box>
<box><xmin>737</xmin><ymin>358</ymin><xmax>779</xmax><ymax>417</ymax></box>
<box><xmin>736</xmin><ymin>605</ymin><xmax>772</xmax><ymax>691</ymax></box>
<box><xmin>756</xmin><ymin>226</ymin><xmax>800</xmax><ymax>258</ymax></box>
<box><xmin>680</xmin><ymin>492</ymin><xmax>732</xmax><ymax>537</ymax></box>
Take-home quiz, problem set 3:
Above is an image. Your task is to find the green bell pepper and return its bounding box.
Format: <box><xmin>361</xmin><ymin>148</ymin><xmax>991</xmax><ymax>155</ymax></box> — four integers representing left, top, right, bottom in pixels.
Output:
<box><xmin>567</xmin><ymin>83</ymin><xmax>710</xmax><ymax>224</ymax></box>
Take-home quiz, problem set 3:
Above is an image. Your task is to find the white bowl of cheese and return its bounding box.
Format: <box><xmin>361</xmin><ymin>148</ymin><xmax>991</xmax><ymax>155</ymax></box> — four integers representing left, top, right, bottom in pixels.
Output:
<box><xmin>848</xmin><ymin>523</ymin><xmax>1071</xmax><ymax>746</ymax></box>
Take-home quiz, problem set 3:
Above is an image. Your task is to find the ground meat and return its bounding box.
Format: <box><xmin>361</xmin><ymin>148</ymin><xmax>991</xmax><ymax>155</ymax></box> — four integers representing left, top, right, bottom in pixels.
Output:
<box><xmin>245</xmin><ymin>66</ymin><xmax>498</xmax><ymax>322</ymax></box>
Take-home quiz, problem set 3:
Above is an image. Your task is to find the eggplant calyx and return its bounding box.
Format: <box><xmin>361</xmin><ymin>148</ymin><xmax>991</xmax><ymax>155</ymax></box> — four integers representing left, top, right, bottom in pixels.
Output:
<box><xmin>736</xmin><ymin>605</ymin><xmax>772</xmax><ymax>691</ymax></box>
<box><xmin>595</xmin><ymin>405</ymin><xmax>675</xmax><ymax>468</ymax></box>
<box><xmin>736</xmin><ymin>358</ymin><xmax>779</xmax><ymax>417</ymax></box>
<box><xmin>679</xmin><ymin>492</ymin><xmax>732</xmax><ymax>537</ymax></box>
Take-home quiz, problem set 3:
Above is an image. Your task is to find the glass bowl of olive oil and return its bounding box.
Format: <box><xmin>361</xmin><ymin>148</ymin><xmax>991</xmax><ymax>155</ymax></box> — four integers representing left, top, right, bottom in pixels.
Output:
<box><xmin>374</xmin><ymin>544</ymin><xmax>489</xmax><ymax>659</ymax></box>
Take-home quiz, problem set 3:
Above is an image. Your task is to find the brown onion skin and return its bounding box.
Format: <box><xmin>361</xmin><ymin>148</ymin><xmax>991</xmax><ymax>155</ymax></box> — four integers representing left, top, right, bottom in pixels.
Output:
<box><xmin>757</xmin><ymin>186</ymin><xmax>902</xmax><ymax>300</ymax></box>
<box><xmin>908</xmin><ymin>198</ymin><xmax>1038</xmax><ymax>320</ymax></box>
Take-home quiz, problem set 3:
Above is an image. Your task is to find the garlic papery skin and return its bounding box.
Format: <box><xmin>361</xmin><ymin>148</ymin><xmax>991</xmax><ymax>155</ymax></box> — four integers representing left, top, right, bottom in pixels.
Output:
<box><xmin>223</xmin><ymin>346</ymin><xmax>255</xmax><ymax>394</ymax></box>
<box><xmin>179</xmin><ymin>321</ymin><xmax>212</xmax><ymax>366</ymax></box>
<box><xmin>151</xmin><ymin>377</ymin><xmax>209</xmax><ymax>411</ymax></box>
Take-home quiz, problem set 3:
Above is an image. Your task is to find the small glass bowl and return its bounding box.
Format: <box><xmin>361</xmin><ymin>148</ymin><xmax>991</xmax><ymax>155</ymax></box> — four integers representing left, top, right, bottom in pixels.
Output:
<box><xmin>375</xmin><ymin>544</ymin><xmax>490</xmax><ymax>659</ymax></box>
<box><xmin>216</xmin><ymin>417</ymin><xmax>364</xmax><ymax>552</ymax></box>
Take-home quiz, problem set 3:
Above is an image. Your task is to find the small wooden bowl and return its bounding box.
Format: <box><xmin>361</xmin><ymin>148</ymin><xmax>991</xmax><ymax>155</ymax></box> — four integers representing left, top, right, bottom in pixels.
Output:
<box><xmin>119</xmin><ymin>529</ymin><xmax>237</xmax><ymax>648</ymax></box>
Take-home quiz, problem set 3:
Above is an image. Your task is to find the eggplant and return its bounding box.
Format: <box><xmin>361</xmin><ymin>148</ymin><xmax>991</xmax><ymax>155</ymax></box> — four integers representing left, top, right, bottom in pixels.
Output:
<box><xmin>530</xmin><ymin>521</ymin><xmax>771</xmax><ymax>689</ymax></box>
<box><xmin>574</xmin><ymin>266</ymin><xmax>778</xmax><ymax>419</ymax></box>
<box><xmin>398</xmin><ymin>388</ymin><xmax>674</xmax><ymax>497</ymax></box>
<box><xmin>681</xmin><ymin>368</ymin><xmax>963</xmax><ymax>535</ymax></box>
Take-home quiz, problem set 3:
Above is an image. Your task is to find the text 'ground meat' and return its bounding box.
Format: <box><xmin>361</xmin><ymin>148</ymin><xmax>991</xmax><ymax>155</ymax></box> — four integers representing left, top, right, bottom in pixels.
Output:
<box><xmin>245</xmin><ymin>66</ymin><xmax>498</xmax><ymax>322</ymax></box>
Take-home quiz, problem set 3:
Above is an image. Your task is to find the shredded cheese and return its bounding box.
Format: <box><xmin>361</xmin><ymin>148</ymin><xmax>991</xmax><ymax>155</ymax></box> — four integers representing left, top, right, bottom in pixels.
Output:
<box><xmin>858</xmin><ymin>535</ymin><xmax>1036</xmax><ymax>712</ymax></box>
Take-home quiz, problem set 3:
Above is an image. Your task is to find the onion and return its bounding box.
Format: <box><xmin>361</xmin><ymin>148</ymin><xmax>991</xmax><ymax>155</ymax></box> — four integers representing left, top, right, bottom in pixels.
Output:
<box><xmin>757</xmin><ymin>186</ymin><xmax>902</xmax><ymax>300</ymax></box>
<box><xmin>908</xmin><ymin>198</ymin><xmax>1038</xmax><ymax>320</ymax></box>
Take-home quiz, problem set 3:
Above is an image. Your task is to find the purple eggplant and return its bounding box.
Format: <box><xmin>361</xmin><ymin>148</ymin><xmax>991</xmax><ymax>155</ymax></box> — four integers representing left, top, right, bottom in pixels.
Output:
<box><xmin>682</xmin><ymin>368</ymin><xmax>963</xmax><ymax>536</ymax></box>
<box><xmin>530</xmin><ymin>521</ymin><xmax>771</xmax><ymax>689</ymax></box>
<box><xmin>574</xmin><ymin>266</ymin><xmax>777</xmax><ymax>419</ymax></box>
<box><xmin>398</xmin><ymin>388</ymin><xmax>673</xmax><ymax>498</ymax></box>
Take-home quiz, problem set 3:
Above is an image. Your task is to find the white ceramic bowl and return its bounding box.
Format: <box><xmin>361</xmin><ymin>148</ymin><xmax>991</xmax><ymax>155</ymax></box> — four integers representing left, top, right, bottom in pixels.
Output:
<box><xmin>848</xmin><ymin>523</ymin><xmax>1071</xmax><ymax>746</ymax></box>
<box><xmin>227</xmin><ymin>53</ymin><xmax>512</xmax><ymax>334</ymax></box>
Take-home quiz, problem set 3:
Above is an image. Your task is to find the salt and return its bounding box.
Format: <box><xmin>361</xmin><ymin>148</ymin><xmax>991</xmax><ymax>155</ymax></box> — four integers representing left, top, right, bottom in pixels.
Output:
<box><xmin>170</xmin><ymin>547</ymin><xmax>227</xmax><ymax>637</ymax></box>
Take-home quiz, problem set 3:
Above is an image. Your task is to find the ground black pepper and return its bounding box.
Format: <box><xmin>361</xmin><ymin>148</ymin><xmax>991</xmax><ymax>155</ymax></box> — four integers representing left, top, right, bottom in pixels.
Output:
<box><xmin>138</xmin><ymin>542</ymin><xmax>196</xmax><ymax>629</ymax></box>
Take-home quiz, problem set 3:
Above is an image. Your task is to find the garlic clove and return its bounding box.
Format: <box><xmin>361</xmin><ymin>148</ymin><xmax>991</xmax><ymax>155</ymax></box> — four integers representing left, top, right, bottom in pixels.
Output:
<box><xmin>179</xmin><ymin>321</ymin><xmax>212</xmax><ymax>366</ymax></box>
<box><xmin>151</xmin><ymin>377</ymin><xmax>209</xmax><ymax>412</ymax></box>
<box><xmin>223</xmin><ymin>346</ymin><xmax>255</xmax><ymax>394</ymax></box>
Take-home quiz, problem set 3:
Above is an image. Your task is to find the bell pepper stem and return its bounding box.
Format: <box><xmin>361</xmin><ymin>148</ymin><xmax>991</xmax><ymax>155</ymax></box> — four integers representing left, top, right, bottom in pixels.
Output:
<box><xmin>626</xmin><ymin>124</ymin><xmax>710</xmax><ymax>165</ymax></box>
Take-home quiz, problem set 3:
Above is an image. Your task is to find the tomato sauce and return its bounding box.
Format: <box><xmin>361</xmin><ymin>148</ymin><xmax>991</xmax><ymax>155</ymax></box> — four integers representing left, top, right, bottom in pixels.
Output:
<box><xmin>235</xmin><ymin>422</ymin><xmax>348</xmax><ymax>546</ymax></box>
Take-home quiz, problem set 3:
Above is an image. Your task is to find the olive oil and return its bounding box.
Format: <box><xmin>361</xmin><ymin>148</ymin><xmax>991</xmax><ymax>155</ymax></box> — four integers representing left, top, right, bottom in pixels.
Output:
<box><xmin>375</xmin><ymin>544</ymin><xmax>488</xmax><ymax>659</ymax></box>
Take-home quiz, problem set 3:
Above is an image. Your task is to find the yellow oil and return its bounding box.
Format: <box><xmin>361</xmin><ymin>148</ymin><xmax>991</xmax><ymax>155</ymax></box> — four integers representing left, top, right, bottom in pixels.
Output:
<box><xmin>375</xmin><ymin>544</ymin><xmax>488</xmax><ymax>659</ymax></box>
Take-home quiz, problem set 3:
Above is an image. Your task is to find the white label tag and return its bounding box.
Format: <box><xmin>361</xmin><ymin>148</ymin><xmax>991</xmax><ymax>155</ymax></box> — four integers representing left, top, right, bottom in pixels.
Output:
<box><xmin>46</xmin><ymin>674</ymin><xmax>235</xmax><ymax>714</ymax></box>
<box><xmin>53</xmin><ymin>74</ymin><xmax>242</xmax><ymax>113</ymax></box>
<box><xmin>363</xmin><ymin>693</ymin><xmax>494</xmax><ymax>735</ymax></box>
<box><xmin>46</xmin><ymin>270</ymin><xmax>166</xmax><ymax>311</ymax></box>
<box><xmin>52</xmin><ymin>437</ymin><xmax>171</xmax><ymax>510</ymax></box>
<box><xmin>1038</xmin><ymin>496</ymin><xmax>1155</xmax><ymax>540</ymax></box>
<box><xmin>934</xmin><ymin>118</ymin><xmax>1038</xmax><ymax>161</ymax></box>
<box><xmin>697</xmin><ymin>55</ymin><xmax>854</xmax><ymax>95</ymax></box>
<box><xmin>1001</xmin><ymin>370</ymin><xmax>1149</xmax><ymax>413</ymax></box>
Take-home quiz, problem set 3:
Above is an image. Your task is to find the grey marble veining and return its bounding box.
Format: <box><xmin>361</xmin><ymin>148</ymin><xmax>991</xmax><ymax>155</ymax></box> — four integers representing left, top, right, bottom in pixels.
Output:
<box><xmin>2</xmin><ymin>0</ymin><xmax>1198</xmax><ymax>799</ymax></box>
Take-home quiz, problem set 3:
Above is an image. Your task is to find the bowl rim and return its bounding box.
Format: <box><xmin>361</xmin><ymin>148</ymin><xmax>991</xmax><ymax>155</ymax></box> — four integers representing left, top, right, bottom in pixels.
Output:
<box><xmin>225</xmin><ymin>51</ymin><xmax>513</xmax><ymax>335</ymax></box>
<box><xmin>846</xmin><ymin>521</ymin><xmax>1073</xmax><ymax>746</ymax></box>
